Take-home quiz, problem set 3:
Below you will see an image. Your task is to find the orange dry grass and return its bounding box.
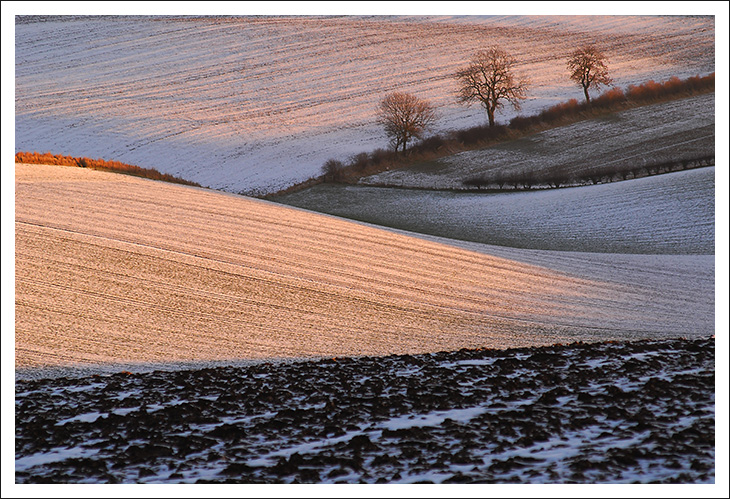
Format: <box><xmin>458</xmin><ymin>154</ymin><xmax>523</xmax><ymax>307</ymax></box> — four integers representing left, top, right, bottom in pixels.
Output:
<box><xmin>15</xmin><ymin>151</ymin><xmax>201</xmax><ymax>187</ymax></box>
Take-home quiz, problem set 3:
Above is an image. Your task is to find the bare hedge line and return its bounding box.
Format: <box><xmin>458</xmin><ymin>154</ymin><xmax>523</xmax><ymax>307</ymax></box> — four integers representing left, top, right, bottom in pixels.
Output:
<box><xmin>462</xmin><ymin>155</ymin><xmax>715</xmax><ymax>191</ymax></box>
<box><xmin>15</xmin><ymin>152</ymin><xmax>201</xmax><ymax>187</ymax></box>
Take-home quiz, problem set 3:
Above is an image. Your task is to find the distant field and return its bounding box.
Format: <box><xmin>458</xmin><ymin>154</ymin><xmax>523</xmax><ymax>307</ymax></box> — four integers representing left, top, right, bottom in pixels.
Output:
<box><xmin>274</xmin><ymin>167</ymin><xmax>715</xmax><ymax>254</ymax></box>
<box><xmin>14</xmin><ymin>15</ymin><xmax>714</xmax><ymax>195</ymax></box>
<box><xmin>361</xmin><ymin>93</ymin><xmax>714</xmax><ymax>190</ymax></box>
<box><xmin>15</xmin><ymin>164</ymin><xmax>713</xmax><ymax>376</ymax></box>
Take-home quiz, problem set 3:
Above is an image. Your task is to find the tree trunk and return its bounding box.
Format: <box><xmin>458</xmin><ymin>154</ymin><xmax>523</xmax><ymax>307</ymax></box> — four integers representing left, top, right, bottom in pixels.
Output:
<box><xmin>487</xmin><ymin>109</ymin><xmax>496</xmax><ymax>127</ymax></box>
<box><xmin>583</xmin><ymin>85</ymin><xmax>591</xmax><ymax>103</ymax></box>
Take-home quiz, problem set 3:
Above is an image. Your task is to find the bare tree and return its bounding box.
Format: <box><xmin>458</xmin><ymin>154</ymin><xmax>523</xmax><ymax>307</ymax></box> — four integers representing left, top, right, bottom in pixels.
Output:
<box><xmin>567</xmin><ymin>45</ymin><xmax>613</xmax><ymax>103</ymax></box>
<box><xmin>455</xmin><ymin>47</ymin><xmax>529</xmax><ymax>127</ymax></box>
<box><xmin>377</xmin><ymin>92</ymin><xmax>436</xmax><ymax>153</ymax></box>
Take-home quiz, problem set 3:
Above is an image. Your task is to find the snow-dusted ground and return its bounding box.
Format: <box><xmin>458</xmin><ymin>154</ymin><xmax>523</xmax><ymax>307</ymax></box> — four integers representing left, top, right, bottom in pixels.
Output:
<box><xmin>14</xmin><ymin>337</ymin><xmax>715</xmax><ymax>484</ymax></box>
<box><xmin>14</xmin><ymin>15</ymin><xmax>715</xmax><ymax>195</ymax></box>
<box><xmin>275</xmin><ymin>166</ymin><xmax>715</xmax><ymax>254</ymax></box>
<box><xmin>15</xmin><ymin>164</ymin><xmax>714</xmax><ymax>377</ymax></box>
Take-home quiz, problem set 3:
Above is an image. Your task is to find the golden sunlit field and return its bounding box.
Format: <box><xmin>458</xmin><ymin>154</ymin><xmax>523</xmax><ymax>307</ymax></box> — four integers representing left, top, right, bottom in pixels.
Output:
<box><xmin>15</xmin><ymin>163</ymin><xmax>714</xmax><ymax>376</ymax></box>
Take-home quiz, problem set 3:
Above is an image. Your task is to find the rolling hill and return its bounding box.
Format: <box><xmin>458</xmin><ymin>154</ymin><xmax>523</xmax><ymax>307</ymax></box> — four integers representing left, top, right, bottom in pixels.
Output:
<box><xmin>15</xmin><ymin>163</ymin><xmax>714</xmax><ymax>378</ymax></box>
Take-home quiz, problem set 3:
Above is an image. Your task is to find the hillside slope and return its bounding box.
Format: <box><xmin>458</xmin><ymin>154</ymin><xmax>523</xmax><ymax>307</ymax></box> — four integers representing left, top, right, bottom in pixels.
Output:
<box><xmin>15</xmin><ymin>164</ymin><xmax>714</xmax><ymax>377</ymax></box>
<box><xmin>14</xmin><ymin>15</ymin><xmax>714</xmax><ymax>195</ymax></box>
<box><xmin>360</xmin><ymin>93</ymin><xmax>714</xmax><ymax>190</ymax></box>
<box><xmin>273</xmin><ymin>166</ymin><xmax>715</xmax><ymax>254</ymax></box>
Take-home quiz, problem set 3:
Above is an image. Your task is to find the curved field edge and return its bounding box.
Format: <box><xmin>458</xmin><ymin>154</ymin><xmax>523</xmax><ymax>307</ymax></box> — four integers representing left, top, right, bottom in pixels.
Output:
<box><xmin>272</xmin><ymin>167</ymin><xmax>715</xmax><ymax>255</ymax></box>
<box><xmin>15</xmin><ymin>164</ymin><xmax>714</xmax><ymax>374</ymax></box>
<box><xmin>15</xmin><ymin>85</ymin><xmax>715</xmax><ymax>199</ymax></box>
<box><xmin>14</xmin><ymin>152</ymin><xmax>201</xmax><ymax>187</ymax></box>
<box><xmin>275</xmin><ymin>78</ymin><xmax>715</xmax><ymax>196</ymax></box>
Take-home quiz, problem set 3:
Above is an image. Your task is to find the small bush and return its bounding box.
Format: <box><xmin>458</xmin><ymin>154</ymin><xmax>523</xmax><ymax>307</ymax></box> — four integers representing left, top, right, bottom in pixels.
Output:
<box><xmin>591</xmin><ymin>87</ymin><xmax>626</xmax><ymax>108</ymax></box>
<box><xmin>348</xmin><ymin>152</ymin><xmax>370</xmax><ymax>172</ymax></box>
<box><xmin>538</xmin><ymin>98</ymin><xmax>584</xmax><ymax>123</ymax></box>
<box><xmin>368</xmin><ymin>148</ymin><xmax>391</xmax><ymax>166</ymax></box>
<box><xmin>452</xmin><ymin>124</ymin><xmax>509</xmax><ymax>146</ymax></box>
<box><xmin>322</xmin><ymin>158</ymin><xmax>347</xmax><ymax>182</ymax></box>
<box><xmin>414</xmin><ymin>135</ymin><xmax>447</xmax><ymax>153</ymax></box>
<box><xmin>463</xmin><ymin>175</ymin><xmax>488</xmax><ymax>189</ymax></box>
<box><xmin>509</xmin><ymin>114</ymin><xmax>541</xmax><ymax>130</ymax></box>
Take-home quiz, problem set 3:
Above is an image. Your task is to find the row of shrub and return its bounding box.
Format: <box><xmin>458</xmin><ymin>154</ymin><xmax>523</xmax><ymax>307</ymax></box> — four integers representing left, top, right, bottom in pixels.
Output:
<box><xmin>462</xmin><ymin>154</ymin><xmax>715</xmax><ymax>191</ymax></box>
<box><xmin>309</xmin><ymin>73</ymin><xmax>715</xmax><ymax>192</ymax></box>
<box><xmin>317</xmin><ymin>127</ymin><xmax>511</xmax><ymax>185</ymax></box>
<box><xmin>509</xmin><ymin>73</ymin><xmax>715</xmax><ymax>131</ymax></box>
<box><xmin>14</xmin><ymin>151</ymin><xmax>201</xmax><ymax>187</ymax></box>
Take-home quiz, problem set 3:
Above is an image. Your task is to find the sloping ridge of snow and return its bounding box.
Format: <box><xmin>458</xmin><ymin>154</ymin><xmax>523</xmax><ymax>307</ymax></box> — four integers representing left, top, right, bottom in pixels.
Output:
<box><xmin>14</xmin><ymin>164</ymin><xmax>714</xmax><ymax>375</ymax></box>
<box><xmin>277</xmin><ymin>167</ymin><xmax>715</xmax><ymax>255</ymax></box>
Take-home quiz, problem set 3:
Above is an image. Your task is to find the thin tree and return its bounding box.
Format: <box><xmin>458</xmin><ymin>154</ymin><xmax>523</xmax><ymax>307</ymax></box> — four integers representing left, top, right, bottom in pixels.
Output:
<box><xmin>567</xmin><ymin>45</ymin><xmax>613</xmax><ymax>103</ymax></box>
<box><xmin>455</xmin><ymin>47</ymin><xmax>529</xmax><ymax>127</ymax></box>
<box><xmin>377</xmin><ymin>92</ymin><xmax>436</xmax><ymax>153</ymax></box>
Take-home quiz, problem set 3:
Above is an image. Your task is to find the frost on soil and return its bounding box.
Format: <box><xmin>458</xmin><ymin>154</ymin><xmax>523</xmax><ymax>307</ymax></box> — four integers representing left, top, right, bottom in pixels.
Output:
<box><xmin>14</xmin><ymin>337</ymin><xmax>715</xmax><ymax>484</ymax></box>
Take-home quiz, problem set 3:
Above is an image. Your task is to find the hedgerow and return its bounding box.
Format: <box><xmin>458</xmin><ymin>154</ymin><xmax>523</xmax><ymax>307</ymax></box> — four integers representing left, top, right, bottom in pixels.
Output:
<box><xmin>15</xmin><ymin>73</ymin><xmax>715</xmax><ymax>198</ymax></box>
<box><xmin>462</xmin><ymin>154</ymin><xmax>714</xmax><ymax>192</ymax></box>
<box><xmin>14</xmin><ymin>151</ymin><xmax>201</xmax><ymax>187</ymax></box>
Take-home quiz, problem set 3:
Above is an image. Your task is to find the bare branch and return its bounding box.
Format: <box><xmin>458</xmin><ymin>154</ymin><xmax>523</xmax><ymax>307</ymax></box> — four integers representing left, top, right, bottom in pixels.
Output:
<box><xmin>377</xmin><ymin>92</ymin><xmax>437</xmax><ymax>153</ymax></box>
<box><xmin>454</xmin><ymin>47</ymin><xmax>529</xmax><ymax>126</ymax></box>
<box><xmin>567</xmin><ymin>45</ymin><xmax>613</xmax><ymax>103</ymax></box>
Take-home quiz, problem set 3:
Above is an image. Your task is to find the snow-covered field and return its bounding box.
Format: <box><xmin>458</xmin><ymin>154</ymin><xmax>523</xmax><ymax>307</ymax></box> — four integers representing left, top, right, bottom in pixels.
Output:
<box><xmin>275</xmin><ymin>166</ymin><xmax>715</xmax><ymax>254</ymax></box>
<box><xmin>14</xmin><ymin>15</ymin><xmax>715</xmax><ymax>195</ymax></box>
<box><xmin>14</xmin><ymin>163</ymin><xmax>714</xmax><ymax>377</ymax></box>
